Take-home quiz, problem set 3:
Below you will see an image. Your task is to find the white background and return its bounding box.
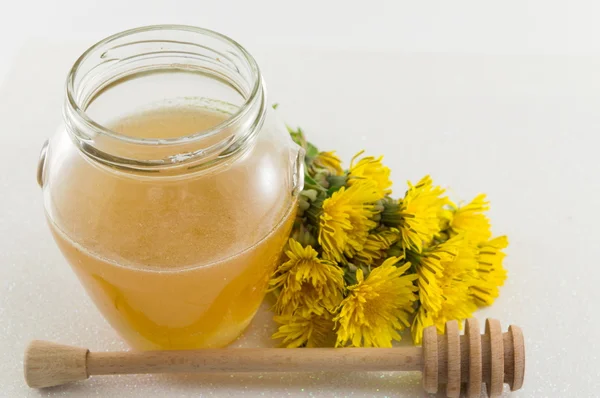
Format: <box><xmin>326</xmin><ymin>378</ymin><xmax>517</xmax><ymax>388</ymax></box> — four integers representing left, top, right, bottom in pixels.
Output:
<box><xmin>1</xmin><ymin>1</ymin><xmax>599</xmax><ymax>397</ymax></box>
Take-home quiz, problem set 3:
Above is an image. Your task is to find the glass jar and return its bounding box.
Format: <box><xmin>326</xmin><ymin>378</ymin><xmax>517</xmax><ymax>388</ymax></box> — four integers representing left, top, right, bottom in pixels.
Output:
<box><xmin>37</xmin><ymin>25</ymin><xmax>304</xmax><ymax>350</ymax></box>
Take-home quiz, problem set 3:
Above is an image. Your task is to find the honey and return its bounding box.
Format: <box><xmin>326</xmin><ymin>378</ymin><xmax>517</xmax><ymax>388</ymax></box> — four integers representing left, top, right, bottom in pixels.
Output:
<box><xmin>46</xmin><ymin>106</ymin><xmax>295</xmax><ymax>349</ymax></box>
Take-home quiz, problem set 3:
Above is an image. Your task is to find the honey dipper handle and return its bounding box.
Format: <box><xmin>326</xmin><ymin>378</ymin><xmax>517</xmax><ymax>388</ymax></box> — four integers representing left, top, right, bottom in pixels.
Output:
<box><xmin>88</xmin><ymin>347</ymin><xmax>422</xmax><ymax>374</ymax></box>
<box><xmin>25</xmin><ymin>342</ymin><xmax>423</xmax><ymax>388</ymax></box>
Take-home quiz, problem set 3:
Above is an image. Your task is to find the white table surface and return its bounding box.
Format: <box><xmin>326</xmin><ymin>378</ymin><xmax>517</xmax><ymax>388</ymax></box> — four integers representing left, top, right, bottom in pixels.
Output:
<box><xmin>2</xmin><ymin>3</ymin><xmax>600</xmax><ymax>397</ymax></box>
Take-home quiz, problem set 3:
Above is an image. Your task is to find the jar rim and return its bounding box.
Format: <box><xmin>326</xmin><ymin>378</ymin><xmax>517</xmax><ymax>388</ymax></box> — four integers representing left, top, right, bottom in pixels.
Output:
<box><xmin>65</xmin><ymin>24</ymin><xmax>262</xmax><ymax>147</ymax></box>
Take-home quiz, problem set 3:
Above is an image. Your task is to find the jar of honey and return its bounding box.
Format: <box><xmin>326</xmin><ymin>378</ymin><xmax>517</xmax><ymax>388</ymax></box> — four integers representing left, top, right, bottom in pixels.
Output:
<box><xmin>37</xmin><ymin>25</ymin><xmax>304</xmax><ymax>350</ymax></box>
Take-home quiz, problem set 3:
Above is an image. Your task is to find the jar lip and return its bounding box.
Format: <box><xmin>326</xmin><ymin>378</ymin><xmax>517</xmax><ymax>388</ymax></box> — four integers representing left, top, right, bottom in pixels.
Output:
<box><xmin>65</xmin><ymin>24</ymin><xmax>261</xmax><ymax>147</ymax></box>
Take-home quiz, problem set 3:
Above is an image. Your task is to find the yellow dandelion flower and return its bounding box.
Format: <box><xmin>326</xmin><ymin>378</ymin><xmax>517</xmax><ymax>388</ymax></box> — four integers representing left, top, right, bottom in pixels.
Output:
<box><xmin>430</xmin><ymin>241</ymin><xmax>478</xmax><ymax>332</ymax></box>
<box><xmin>414</xmin><ymin>237</ymin><xmax>459</xmax><ymax>316</ymax></box>
<box><xmin>335</xmin><ymin>257</ymin><xmax>418</xmax><ymax>347</ymax></box>
<box><xmin>347</xmin><ymin>150</ymin><xmax>393</xmax><ymax>198</ymax></box>
<box><xmin>470</xmin><ymin>236</ymin><xmax>508</xmax><ymax>306</ymax></box>
<box><xmin>450</xmin><ymin>194</ymin><xmax>492</xmax><ymax>242</ymax></box>
<box><xmin>412</xmin><ymin>235</ymin><xmax>479</xmax><ymax>344</ymax></box>
<box><xmin>273</xmin><ymin>312</ymin><xmax>335</xmax><ymax>348</ymax></box>
<box><xmin>312</xmin><ymin>151</ymin><xmax>344</xmax><ymax>176</ymax></box>
<box><xmin>319</xmin><ymin>180</ymin><xmax>380</xmax><ymax>262</ymax></box>
<box><xmin>398</xmin><ymin>176</ymin><xmax>448</xmax><ymax>253</ymax></box>
<box><xmin>270</xmin><ymin>239</ymin><xmax>345</xmax><ymax>316</ymax></box>
<box><xmin>354</xmin><ymin>228</ymin><xmax>400</xmax><ymax>267</ymax></box>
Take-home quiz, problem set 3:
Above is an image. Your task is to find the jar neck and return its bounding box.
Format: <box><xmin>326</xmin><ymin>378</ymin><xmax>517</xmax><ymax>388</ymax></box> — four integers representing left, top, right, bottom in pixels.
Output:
<box><xmin>63</xmin><ymin>25</ymin><xmax>266</xmax><ymax>174</ymax></box>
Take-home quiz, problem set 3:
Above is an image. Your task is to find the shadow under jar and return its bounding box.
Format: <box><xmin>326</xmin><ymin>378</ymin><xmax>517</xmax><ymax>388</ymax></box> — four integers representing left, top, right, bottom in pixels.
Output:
<box><xmin>38</xmin><ymin>25</ymin><xmax>304</xmax><ymax>350</ymax></box>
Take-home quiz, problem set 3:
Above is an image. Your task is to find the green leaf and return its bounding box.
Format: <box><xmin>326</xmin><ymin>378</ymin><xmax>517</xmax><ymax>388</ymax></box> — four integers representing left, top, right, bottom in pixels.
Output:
<box><xmin>288</xmin><ymin>126</ymin><xmax>306</xmax><ymax>148</ymax></box>
<box><xmin>305</xmin><ymin>141</ymin><xmax>319</xmax><ymax>158</ymax></box>
<box><xmin>287</xmin><ymin>126</ymin><xmax>321</xmax><ymax>160</ymax></box>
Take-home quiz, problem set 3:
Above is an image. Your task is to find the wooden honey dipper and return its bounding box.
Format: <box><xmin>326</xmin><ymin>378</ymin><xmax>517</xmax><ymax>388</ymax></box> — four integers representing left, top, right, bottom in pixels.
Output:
<box><xmin>24</xmin><ymin>318</ymin><xmax>524</xmax><ymax>397</ymax></box>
